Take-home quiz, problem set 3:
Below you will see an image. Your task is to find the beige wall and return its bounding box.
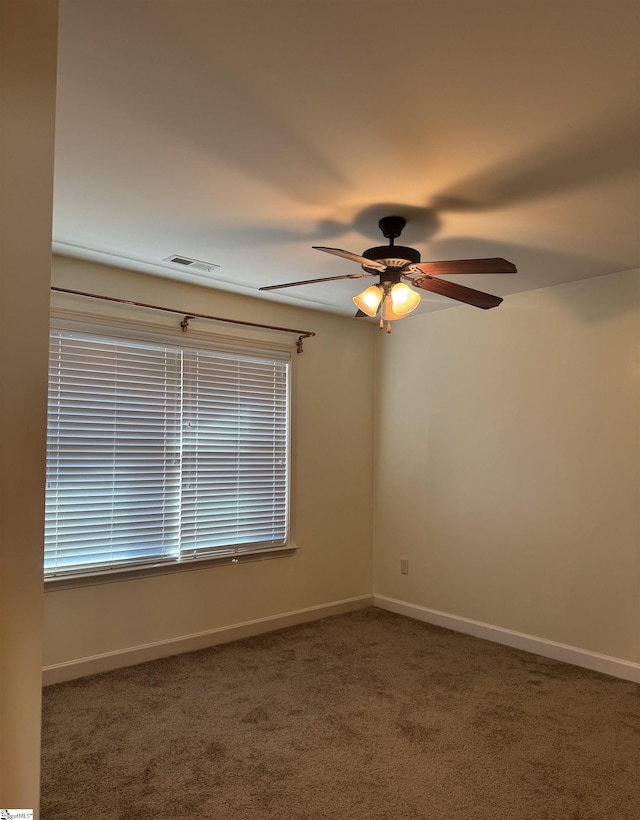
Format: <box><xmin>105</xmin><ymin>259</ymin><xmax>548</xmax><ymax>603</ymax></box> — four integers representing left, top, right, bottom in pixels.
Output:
<box><xmin>374</xmin><ymin>268</ymin><xmax>640</xmax><ymax>663</ymax></box>
<box><xmin>44</xmin><ymin>255</ymin><xmax>376</xmax><ymax>668</ymax></box>
<box><xmin>45</xmin><ymin>262</ymin><xmax>640</xmax><ymax>672</ymax></box>
<box><xmin>0</xmin><ymin>0</ymin><xmax>58</xmax><ymax>813</ymax></box>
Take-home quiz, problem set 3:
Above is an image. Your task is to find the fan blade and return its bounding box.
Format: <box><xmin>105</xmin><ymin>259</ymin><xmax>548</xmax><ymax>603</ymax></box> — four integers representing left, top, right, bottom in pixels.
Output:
<box><xmin>355</xmin><ymin>309</ymin><xmax>368</xmax><ymax>318</ymax></box>
<box><xmin>259</xmin><ymin>272</ymin><xmax>374</xmax><ymax>291</ymax></box>
<box><xmin>313</xmin><ymin>246</ymin><xmax>387</xmax><ymax>271</ymax></box>
<box><xmin>413</xmin><ymin>258</ymin><xmax>517</xmax><ymax>276</ymax></box>
<box><xmin>416</xmin><ymin>276</ymin><xmax>503</xmax><ymax>309</ymax></box>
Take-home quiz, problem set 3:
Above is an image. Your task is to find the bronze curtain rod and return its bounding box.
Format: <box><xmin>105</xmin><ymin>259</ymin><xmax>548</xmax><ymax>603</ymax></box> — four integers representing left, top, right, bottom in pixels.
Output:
<box><xmin>51</xmin><ymin>287</ymin><xmax>316</xmax><ymax>353</ymax></box>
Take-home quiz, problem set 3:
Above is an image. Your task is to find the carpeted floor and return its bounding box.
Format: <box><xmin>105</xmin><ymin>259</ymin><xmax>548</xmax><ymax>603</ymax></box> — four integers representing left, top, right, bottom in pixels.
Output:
<box><xmin>41</xmin><ymin>607</ymin><xmax>640</xmax><ymax>819</ymax></box>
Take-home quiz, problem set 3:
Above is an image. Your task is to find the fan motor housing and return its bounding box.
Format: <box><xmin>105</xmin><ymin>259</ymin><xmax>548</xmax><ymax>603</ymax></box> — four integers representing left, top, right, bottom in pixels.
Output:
<box><xmin>362</xmin><ymin>244</ymin><xmax>421</xmax><ymax>269</ymax></box>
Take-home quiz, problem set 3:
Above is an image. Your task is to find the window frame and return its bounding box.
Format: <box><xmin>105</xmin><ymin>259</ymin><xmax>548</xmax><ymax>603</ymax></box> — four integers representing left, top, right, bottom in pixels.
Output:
<box><xmin>44</xmin><ymin>311</ymin><xmax>296</xmax><ymax>588</ymax></box>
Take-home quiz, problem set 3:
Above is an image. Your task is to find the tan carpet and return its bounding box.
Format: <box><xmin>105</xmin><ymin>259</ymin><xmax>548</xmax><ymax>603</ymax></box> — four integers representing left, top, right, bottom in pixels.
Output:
<box><xmin>41</xmin><ymin>607</ymin><xmax>640</xmax><ymax>819</ymax></box>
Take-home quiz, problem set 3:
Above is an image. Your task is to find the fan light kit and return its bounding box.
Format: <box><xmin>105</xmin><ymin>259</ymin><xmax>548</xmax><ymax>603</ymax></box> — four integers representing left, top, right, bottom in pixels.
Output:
<box><xmin>260</xmin><ymin>216</ymin><xmax>517</xmax><ymax>332</ymax></box>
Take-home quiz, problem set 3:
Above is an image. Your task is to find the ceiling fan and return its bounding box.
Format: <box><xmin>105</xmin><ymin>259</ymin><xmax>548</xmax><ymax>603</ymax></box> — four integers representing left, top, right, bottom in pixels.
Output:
<box><xmin>260</xmin><ymin>216</ymin><xmax>517</xmax><ymax>331</ymax></box>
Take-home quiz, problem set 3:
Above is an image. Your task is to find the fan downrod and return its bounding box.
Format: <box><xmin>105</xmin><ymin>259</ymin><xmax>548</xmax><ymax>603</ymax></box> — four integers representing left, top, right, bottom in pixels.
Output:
<box><xmin>378</xmin><ymin>216</ymin><xmax>406</xmax><ymax>242</ymax></box>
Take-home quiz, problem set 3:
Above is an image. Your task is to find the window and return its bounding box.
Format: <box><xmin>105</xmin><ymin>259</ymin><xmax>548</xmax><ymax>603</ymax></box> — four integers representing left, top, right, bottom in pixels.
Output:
<box><xmin>45</xmin><ymin>324</ymin><xmax>290</xmax><ymax>580</ymax></box>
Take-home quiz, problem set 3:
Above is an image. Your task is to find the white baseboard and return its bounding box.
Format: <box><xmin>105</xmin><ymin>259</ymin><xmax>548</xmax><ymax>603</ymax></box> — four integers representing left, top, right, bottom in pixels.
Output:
<box><xmin>42</xmin><ymin>594</ymin><xmax>374</xmax><ymax>686</ymax></box>
<box><xmin>374</xmin><ymin>595</ymin><xmax>640</xmax><ymax>684</ymax></box>
<box><xmin>44</xmin><ymin>593</ymin><xmax>640</xmax><ymax>687</ymax></box>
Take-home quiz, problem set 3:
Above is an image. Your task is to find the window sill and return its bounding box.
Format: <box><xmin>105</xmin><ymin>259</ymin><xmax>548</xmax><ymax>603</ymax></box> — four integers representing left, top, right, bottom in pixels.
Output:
<box><xmin>44</xmin><ymin>545</ymin><xmax>300</xmax><ymax>591</ymax></box>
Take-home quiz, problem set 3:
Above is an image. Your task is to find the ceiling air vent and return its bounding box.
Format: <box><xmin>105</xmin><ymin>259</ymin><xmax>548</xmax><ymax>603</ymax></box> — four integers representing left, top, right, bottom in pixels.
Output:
<box><xmin>163</xmin><ymin>254</ymin><xmax>220</xmax><ymax>274</ymax></box>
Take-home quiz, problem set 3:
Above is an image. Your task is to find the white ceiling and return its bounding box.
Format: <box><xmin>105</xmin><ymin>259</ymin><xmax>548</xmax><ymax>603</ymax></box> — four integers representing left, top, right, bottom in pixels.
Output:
<box><xmin>53</xmin><ymin>0</ymin><xmax>640</xmax><ymax>317</ymax></box>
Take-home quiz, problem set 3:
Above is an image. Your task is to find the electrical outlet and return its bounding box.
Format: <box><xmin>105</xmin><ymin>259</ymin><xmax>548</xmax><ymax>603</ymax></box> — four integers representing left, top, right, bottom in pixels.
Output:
<box><xmin>400</xmin><ymin>558</ymin><xmax>409</xmax><ymax>575</ymax></box>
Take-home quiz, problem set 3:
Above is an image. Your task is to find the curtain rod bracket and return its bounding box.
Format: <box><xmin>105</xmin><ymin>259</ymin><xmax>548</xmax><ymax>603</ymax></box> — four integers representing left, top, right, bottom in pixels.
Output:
<box><xmin>181</xmin><ymin>316</ymin><xmax>191</xmax><ymax>332</ymax></box>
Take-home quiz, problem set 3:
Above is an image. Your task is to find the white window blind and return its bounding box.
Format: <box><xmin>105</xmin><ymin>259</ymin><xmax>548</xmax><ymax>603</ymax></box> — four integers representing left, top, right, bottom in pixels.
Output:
<box><xmin>45</xmin><ymin>327</ymin><xmax>290</xmax><ymax>579</ymax></box>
